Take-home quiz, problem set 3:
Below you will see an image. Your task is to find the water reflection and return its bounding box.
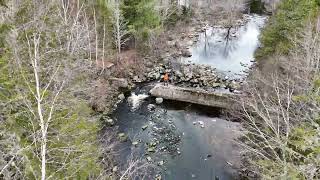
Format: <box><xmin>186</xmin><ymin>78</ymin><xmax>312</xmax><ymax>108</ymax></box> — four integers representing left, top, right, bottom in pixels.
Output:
<box><xmin>183</xmin><ymin>15</ymin><xmax>267</xmax><ymax>78</ymax></box>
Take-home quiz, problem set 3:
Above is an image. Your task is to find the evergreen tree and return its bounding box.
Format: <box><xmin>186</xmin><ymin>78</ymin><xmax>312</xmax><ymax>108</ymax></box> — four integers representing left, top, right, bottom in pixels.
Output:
<box><xmin>121</xmin><ymin>0</ymin><xmax>160</xmax><ymax>41</ymax></box>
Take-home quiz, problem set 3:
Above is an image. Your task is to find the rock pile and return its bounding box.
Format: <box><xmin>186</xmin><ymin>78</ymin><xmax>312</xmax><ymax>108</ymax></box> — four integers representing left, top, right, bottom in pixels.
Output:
<box><xmin>143</xmin><ymin>63</ymin><xmax>242</xmax><ymax>91</ymax></box>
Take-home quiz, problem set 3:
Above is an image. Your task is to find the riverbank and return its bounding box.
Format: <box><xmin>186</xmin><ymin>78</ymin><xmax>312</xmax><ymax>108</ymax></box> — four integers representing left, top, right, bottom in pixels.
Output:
<box><xmin>236</xmin><ymin>0</ymin><xmax>320</xmax><ymax>179</ymax></box>
<box><xmin>99</xmin><ymin>1</ymin><xmax>274</xmax><ymax>179</ymax></box>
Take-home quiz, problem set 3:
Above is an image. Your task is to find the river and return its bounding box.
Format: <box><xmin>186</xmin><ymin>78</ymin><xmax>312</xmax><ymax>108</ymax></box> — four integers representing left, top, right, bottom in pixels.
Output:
<box><xmin>110</xmin><ymin>7</ymin><xmax>267</xmax><ymax>180</ymax></box>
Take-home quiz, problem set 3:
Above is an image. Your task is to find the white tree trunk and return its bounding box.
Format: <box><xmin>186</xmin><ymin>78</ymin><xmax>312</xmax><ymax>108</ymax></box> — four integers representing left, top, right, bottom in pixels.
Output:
<box><xmin>29</xmin><ymin>34</ymin><xmax>47</xmax><ymax>180</ymax></box>
<box><xmin>116</xmin><ymin>0</ymin><xmax>121</xmax><ymax>54</ymax></box>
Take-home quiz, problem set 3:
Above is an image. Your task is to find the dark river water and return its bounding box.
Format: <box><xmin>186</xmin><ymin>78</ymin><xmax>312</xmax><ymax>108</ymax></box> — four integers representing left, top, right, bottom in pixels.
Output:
<box><xmin>113</xmin><ymin>85</ymin><xmax>241</xmax><ymax>179</ymax></box>
<box><xmin>111</xmin><ymin>11</ymin><xmax>267</xmax><ymax>180</ymax></box>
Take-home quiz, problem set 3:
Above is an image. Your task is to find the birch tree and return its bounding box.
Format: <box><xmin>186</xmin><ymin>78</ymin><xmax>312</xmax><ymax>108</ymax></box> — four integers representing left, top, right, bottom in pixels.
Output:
<box><xmin>1</xmin><ymin>1</ymin><xmax>102</xmax><ymax>179</ymax></box>
<box><xmin>112</xmin><ymin>0</ymin><xmax>129</xmax><ymax>55</ymax></box>
<box><xmin>26</xmin><ymin>33</ymin><xmax>64</xmax><ymax>180</ymax></box>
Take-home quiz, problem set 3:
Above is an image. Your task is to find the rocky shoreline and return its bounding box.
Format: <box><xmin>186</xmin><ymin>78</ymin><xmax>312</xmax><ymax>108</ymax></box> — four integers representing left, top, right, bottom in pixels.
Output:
<box><xmin>96</xmin><ymin>13</ymin><xmax>257</xmax><ymax>116</ymax></box>
<box><xmin>96</xmin><ymin>8</ymin><xmax>266</xmax><ymax>179</ymax></box>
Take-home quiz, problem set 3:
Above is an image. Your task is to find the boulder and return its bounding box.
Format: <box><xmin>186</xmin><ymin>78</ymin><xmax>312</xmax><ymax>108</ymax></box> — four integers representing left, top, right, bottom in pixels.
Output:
<box><xmin>156</xmin><ymin>97</ymin><xmax>164</xmax><ymax>104</ymax></box>
<box><xmin>106</xmin><ymin>118</ymin><xmax>115</xmax><ymax>126</ymax></box>
<box><xmin>133</xmin><ymin>76</ymin><xmax>143</xmax><ymax>83</ymax></box>
<box><xmin>181</xmin><ymin>49</ymin><xmax>192</xmax><ymax>57</ymax></box>
<box><xmin>228</xmin><ymin>81</ymin><xmax>241</xmax><ymax>90</ymax></box>
<box><xmin>109</xmin><ymin>78</ymin><xmax>128</xmax><ymax>88</ymax></box>
<box><xmin>155</xmin><ymin>174</ymin><xmax>162</xmax><ymax>180</ymax></box>
<box><xmin>101</xmin><ymin>115</ymin><xmax>115</xmax><ymax>126</ymax></box>
<box><xmin>186</xmin><ymin>40</ymin><xmax>193</xmax><ymax>46</ymax></box>
<box><xmin>118</xmin><ymin>93</ymin><xmax>125</xmax><ymax>101</ymax></box>
<box><xmin>112</xmin><ymin>166</ymin><xmax>118</xmax><ymax>172</ymax></box>
<box><xmin>167</xmin><ymin>40</ymin><xmax>175</xmax><ymax>47</ymax></box>
<box><xmin>146</xmin><ymin>156</ymin><xmax>152</xmax><ymax>162</ymax></box>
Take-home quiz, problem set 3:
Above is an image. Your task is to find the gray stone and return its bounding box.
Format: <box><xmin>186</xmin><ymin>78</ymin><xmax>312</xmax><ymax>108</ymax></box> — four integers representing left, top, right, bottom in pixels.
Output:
<box><xmin>175</xmin><ymin>71</ymin><xmax>183</xmax><ymax>78</ymax></box>
<box><xmin>175</xmin><ymin>41</ymin><xmax>181</xmax><ymax>49</ymax></box>
<box><xmin>186</xmin><ymin>40</ymin><xmax>193</xmax><ymax>46</ymax></box>
<box><xmin>147</xmin><ymin>104</ymin><xmax>156</xmax><ymax>111</ymax></box>
<box><xmin>106</xmin><ymin>118</ymin><xmax>115</xmax><ymax>126</ymax></box>
<box><xmin>132</xmin><ymin>141</ymin><xmax>139</xmax><ymax>146</ymax></box>
<box><xmin>133</xmin><ymin>75</ymin><xmax>145</xmax><ymax>83</ymax></box>
<box><xmin>118</xmin><ymin>133</ymin><xmax>128</xmax><ymax>142</ymax></box>
<box><xmin>109</xmin><ymin>78</ymin><xmax>129</xmax><ymax>88</ymax></box>
<box><xmin>118</xmin><ymin>133</ymin><xmax>125</xmax><ymax>137</ymax></box>
<box><xmin>167</xmin><ymin>41</ymin><xmax>175</xmax><ymax>47</ymax></box>
<box><xmin>118</xmin><ymin>93</ymin><xmax>125</xmax><ymax>101</ymax></box>
<box><xmin>147</xmin><ymin>147</ymin><xmax>156</xmax><ymax>153</ymax></box>
<box><xmin>142</xmin><ymin>125</ymin><xmax>149</xmax><ymax>131</ymax></box>
<box><xmin>146</xmin><ymin>156</ymin><xmax>152</xmax><ymax>162</ymax></box>
<box><xmin>211</xmin><ymin>83</ymin><xmax>221</xmax><ymax>88</ymax></box>
<box><xmin>155</xmin><ymin>174</ymin><xmax>162</xmax><ymax>180</ymax></box>
<box><xmin>112</xmin><ymin>166</ymin><xmax>118</xmax><ymax>172</ymax></box>
<box><xmin>229</xmin><ymin>81</ymin><xmax>241</xmax><ymax>90</ymax></box>
<box><xmin>181</xmin><ymin>49</ymin><xmax>192</xmax><ymax>57</ymax></box>
<box><xmin>155</xmin><ymin>97</ymin><xmax>164</xmax><ymax>104</ymax></box>
<box><xmin>155</xmin><ymin>72</ymin><xmax>161</xmax><ymax>80</ymax></box>
<box><xmin>158</xmin><ymin>160</ymin><xmax>164</xmax><ymax>166</ymax></box>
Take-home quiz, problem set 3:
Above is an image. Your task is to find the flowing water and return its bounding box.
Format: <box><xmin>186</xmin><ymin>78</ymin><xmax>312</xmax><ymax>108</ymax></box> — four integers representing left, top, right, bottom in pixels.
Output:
<box><xmin>111</xmin><ymin>11</ymin><xmax>267</xmax><ymax>180</ymax></box>
<box><xmin>113</xmin><ymin>86</ymin><xmax>241</xmax><ymax>179</ymax></box>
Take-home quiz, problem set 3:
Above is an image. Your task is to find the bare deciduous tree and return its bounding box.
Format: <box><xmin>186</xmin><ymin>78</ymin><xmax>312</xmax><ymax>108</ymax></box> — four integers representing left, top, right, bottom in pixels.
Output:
<box><xmin>27</xmin><ymin>33</ymin><xmax>64</xmax><ymax>180</ymax></box>
<box><xmin>235</xmin><ymin>22</ymin><xmax>320</xmax><ymax>179</ymax></box>
<box><xmin>112</xmin><ymin>0</ymin><xmax>130</xmax><ymax>56</ymax></box>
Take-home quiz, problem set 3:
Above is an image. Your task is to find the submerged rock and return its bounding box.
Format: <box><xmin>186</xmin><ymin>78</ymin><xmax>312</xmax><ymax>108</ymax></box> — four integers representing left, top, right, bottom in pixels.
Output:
<box><xmin>118</xmin><ymin>133</ymin><xmax>128</xmax><ymax>142</ymax></box>
<box><xmin>147</xmin><ymin>104</ymin><xmax>156</xmax><ymax>111</ymax></box>
<box><xmin>146</xmin><ymin>156</ymin><xmax>152</xmax><ymax>162</ymax></box>
<box><xmin>132</xmin><ymin>141</ymin><xmax>139</xmax><ymax>146</ymax></box>
<box><xmin>155</xmin><ymin>174</ymin><xmax>162</xmax><ymax>180</ymax></box>
<box><xmin>142</xmin><ymin>125</ymin><xmax>149</xmax><ymax>131</ymax></box>
<box><xmin>158</xmin><ymin>160</ymin><xmax>164</xmax><ymax>166</ymax></box>
<box><xmin>147</xmin><ymin>147</ymin><xmax>156</xmax><ymax>153</ymax></box>
<box><xmin>198</xmin><ymin>121</ymin><xmax>204</xmax><ymax>126</ymax></box>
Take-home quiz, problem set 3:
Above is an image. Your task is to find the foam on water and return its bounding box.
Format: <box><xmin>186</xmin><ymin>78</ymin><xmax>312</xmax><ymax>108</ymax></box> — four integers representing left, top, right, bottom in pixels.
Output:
<box><xmin>127</xmin><ymin>92</ymin><xmax>149</xmax><ymax>111</ymax></box>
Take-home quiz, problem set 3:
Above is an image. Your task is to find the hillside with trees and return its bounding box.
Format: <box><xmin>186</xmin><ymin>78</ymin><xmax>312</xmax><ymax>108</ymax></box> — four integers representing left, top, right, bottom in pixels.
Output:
<box><xmin>0</xmin><ymin>0</ymin><xmax>319</xmax><ymax>179</ymax></box>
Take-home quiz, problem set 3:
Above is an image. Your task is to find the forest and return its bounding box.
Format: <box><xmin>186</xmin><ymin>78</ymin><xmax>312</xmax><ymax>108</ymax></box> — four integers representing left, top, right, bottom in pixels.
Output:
<box><xmin>0</xmin><ymin>0</ymin><xmax>319</xmax><ymax>179</ymax></box>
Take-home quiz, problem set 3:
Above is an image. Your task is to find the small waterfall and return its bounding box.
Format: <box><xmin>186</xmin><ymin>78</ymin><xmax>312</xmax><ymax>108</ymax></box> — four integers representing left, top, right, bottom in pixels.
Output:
<box><xmin>127</xmin><ymin>92</ymin><xmax>149</xmax><ymax>111</ymax></box>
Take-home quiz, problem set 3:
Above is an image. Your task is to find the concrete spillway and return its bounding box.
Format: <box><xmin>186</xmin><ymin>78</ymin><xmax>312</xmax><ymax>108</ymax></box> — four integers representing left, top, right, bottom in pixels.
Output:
<box><xmin>150</xmin><ymin>84</ymin><xmax>236</xmax><ymax>108</ymax></box>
